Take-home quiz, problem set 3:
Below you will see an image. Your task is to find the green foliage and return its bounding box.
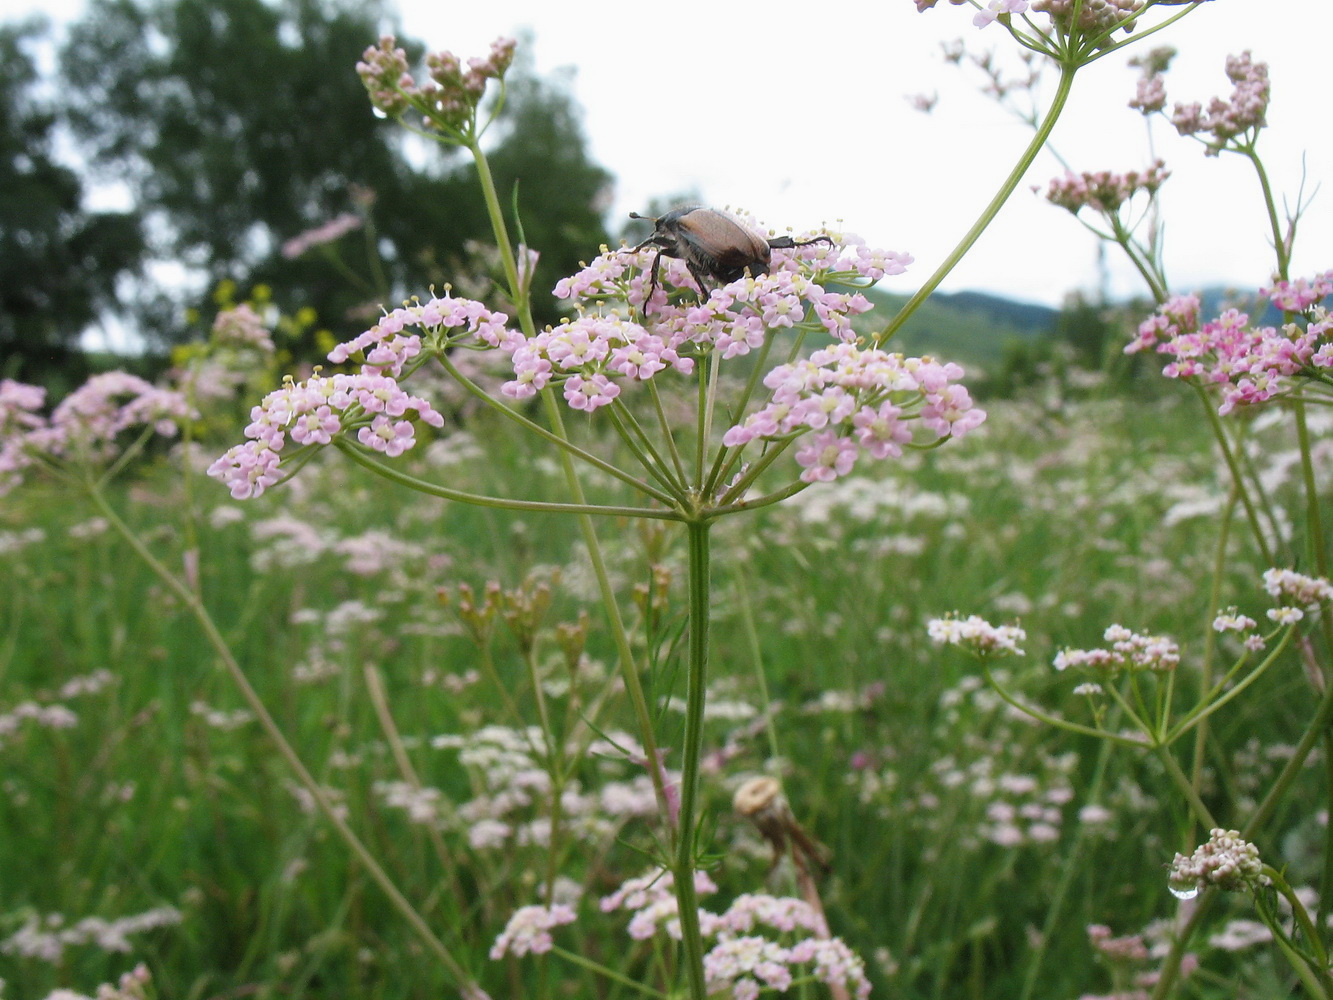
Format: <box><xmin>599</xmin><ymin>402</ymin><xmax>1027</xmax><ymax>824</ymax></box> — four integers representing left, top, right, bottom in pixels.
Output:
<box><xmin>58</xmin><ymin>0</ymin><xmax>611</xmax><ymax>352</ymax></box>
<box><xmin>0</xmin><ymin>18</ymin><xmax>145</xmax><ymax>392</ymax></box>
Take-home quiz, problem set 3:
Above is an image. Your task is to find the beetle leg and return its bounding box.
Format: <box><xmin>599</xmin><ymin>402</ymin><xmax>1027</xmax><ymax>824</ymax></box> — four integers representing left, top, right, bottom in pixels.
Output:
<box><xmin>685</xmin><ymin>261</ymin><xmax>713</xmax><ymax>303</ymax></box>
<box><xmin>643</xmin><ymin>247</ymin><xmax>664</xmax><ymax>315</ymax></box>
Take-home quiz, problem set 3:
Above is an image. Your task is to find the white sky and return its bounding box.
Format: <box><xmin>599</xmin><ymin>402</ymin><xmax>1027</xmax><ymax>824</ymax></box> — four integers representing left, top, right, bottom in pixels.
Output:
<box><xmin>5</xmin><ymin>0</ymin><xmax>1333</xmax><ymax>309</ymax></box>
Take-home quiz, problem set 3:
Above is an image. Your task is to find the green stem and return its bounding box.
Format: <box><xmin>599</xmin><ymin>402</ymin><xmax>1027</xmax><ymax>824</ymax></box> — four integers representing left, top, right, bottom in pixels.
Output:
<box><xmin>469</xmin><ymin>139</ymin><xmax>534</xmax><ymax>336</ymax></box>
<box><xmin>1266</xmin><ymin>866</ymin><xmax>1331</xmax><ymax>975</ymax></box>
<box><xmin>1245</xmin><ymin>145</ymin><xmax>1290</xmax><ymax>280</ymax></box>
<box><xmin>465</xmin><ymin>136</ymin><xmax>675</xmax><ymax>830</ymax></box>
<box><xmin>982</xmin><ymin>664</ymin><xmax>1147</xmax><ymax>748</ymax></box>
<box><xmin>541</xmin><ymin>394</ymin><xmax>676</xmax><ymax>831</ymax></box>
<box><xmin>362</xmin><ymin>664</ymin><xmax>464</xmax><ymax>917</ymax></box>
<box><xmin>606</xmin><ymin>396</ymin><xmax>688</xmax><ymax>497</ymax></box>
<box><xmin>1322</xmin><ymin>733</ymin><xmax>1333</xmax><ymax>944</ymax></box>
<box><xmin>734</xmin><ymin>569</ymin><xmax>781</xmax><ymax>763</ymax></box>
<box><xmin>875</xmin><ymin>62</ymin><xmax>1078</xmax><ymax>346</ymax></box>
<box><xmin>1166</xmin><ymin>627</ymin><xmax>1293</xmax><ymax>742</ymax></box>
<box><xmin>548</xmin><ymin>945</ymin><xmax>669</xmax><ymax>999</ymax></box>
<box><xmin>1244</xmin><ymin>671</ymin><xmax>1333</xmax><ymax>839</ymax></box>
<box><xmin>673</xmin><ymin>518</ymin><xmax>713</xmax><ymax>1000</ymax></box>
<box><xmin>436</xmin><ymin>353</ymin><xmax>677</xmax><ymax>506</ymax></box>
<box><xmin>1017</xmin><ymin>736</ymin><xmax>1115</xmax><ymax>1000</ymax></box>
<box><xmin>1149</xmin><ymin>894</ymin><xmax>1214</xmax><ymax>1000</ymax></box>
<box><xmin>1191</xmin><ymin>487</ymin><xmax>1237</xmax><ymax>832</ymax></box>
<box><xmin>646</xmin><ymin>379</ymin><xmax>690</xmax><ymax>489</ymax></box>
<box><xmin>1294</xmin><ymin>401</ymin><xmax>1333</xmax><ymax>658</ymax></box>
<box><xmin>1199</xmin><ymin>392</ymin><xmax>1275</xmax><ymax>567</ymax></box>
<box><xmin>1153</xmin><ymin>745</ymin><xmax>1219</xmax><ymax>830</ymax></box>
<box><xmin>333</xmin><ymin>439</ymin><xmax>678</xmax><ymax>521</ymax></box>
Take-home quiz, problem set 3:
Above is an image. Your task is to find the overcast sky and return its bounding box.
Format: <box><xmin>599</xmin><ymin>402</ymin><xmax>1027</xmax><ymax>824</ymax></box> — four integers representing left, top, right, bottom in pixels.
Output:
<box><xmin>6</xmin><ymin>0</ymin><xmax>1333</xmax><ymax>309</ymax></box>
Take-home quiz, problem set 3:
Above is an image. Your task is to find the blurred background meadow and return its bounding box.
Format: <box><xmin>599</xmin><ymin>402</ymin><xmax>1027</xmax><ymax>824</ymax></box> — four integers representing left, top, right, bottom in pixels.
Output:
<box><xmin>2</xmin><ymin>1</ymin><xmax>1332</xmax><ymax>999</ymax></box>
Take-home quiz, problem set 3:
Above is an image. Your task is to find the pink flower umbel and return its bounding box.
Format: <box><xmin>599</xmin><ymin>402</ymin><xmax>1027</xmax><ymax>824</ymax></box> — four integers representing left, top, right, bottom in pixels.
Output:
<box><xmin>209</xmin><ymin>292</ymin><xmax>516</xmax><ymax>500</ymax></box>
<box><xmin>207</xmin><ymin>371</ymin><xmax>444</xmax><ymax>499</ymax></box>
<box><xmin>1262</xmin><ymin>567</ymin><xmax>1333</xmax><ymax>608</ymax></box>
<box><xmin>1045</xmin><ymin>161</ymin><xmax>1169</xmax><ymax>216</ymax></box>
<box><xmin>1054</xmin><ymin>624</ymin><xmax>1178</xmax><ymax>676</ymax></box>
<box><xmin>357</xmin><ymin>35</ymin><xmax>516</xmax><ymax>137</ymax></box>
<box><xmin>1126</xmin><ymin>279</ymin><xmax>1333</xmax><ymax>415</ymax></box>
<box><xmin>1169</xmin><ymin>52</ymin><xmax>1270</xmax><ymax>154</ymax></box>
<box><xmin>1</xmin><ymin>373</ymin><xmax>196</xmax><ymax>495</ymax></box>
<box><xmin>488</xmin><ymin>903</ymin><xmax>576</xmax><ymax>959</ymax></box>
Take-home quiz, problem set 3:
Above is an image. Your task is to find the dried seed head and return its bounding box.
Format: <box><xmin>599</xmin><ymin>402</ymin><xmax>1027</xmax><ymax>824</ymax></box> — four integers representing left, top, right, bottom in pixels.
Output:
<box><xmin>734</xmin><ymin>776</ymin><xmax>784</xmax><ymax>818</ymax></box>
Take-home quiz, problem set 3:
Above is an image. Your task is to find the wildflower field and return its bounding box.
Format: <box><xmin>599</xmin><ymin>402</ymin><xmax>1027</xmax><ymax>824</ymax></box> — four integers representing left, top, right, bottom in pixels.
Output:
<box><xmin>4</xmin><ymin>387</ymin><xmax>1327</xmax><ymax>999</ymax></box>
<box><xmin>6</xmin><ymin>2</ymin><xmax>1333</xmax><ymax>999</ymax></box>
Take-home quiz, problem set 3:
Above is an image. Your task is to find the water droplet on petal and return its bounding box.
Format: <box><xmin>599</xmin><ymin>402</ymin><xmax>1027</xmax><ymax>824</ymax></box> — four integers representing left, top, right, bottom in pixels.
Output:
<box><xmin>1169</xmin><ymin>884</ymin><xmax>1199</xmax><ymax>900</ymax></box>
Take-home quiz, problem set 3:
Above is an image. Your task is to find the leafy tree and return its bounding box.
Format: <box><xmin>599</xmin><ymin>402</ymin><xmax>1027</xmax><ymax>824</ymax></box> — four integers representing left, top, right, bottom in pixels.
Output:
<box><xmin>60</xmin><ymin>0</ymin><xmax>612</xmax><ymax>354</ymax></box>
<box><xmin>0</xmin><ymin>18</ymin><xmax>145</xmax><ymax>391</ymax></box>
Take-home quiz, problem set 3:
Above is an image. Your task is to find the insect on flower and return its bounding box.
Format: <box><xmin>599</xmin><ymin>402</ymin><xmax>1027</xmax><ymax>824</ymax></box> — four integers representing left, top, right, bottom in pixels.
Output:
<box><xmin>627</xmin><ymin>205</ymin><xmax>834</xmax><ymax>307</ymax></box>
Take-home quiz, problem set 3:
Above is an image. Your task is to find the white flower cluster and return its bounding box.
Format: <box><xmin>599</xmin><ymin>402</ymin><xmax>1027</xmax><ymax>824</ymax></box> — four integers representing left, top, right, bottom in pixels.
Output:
<box><xmin>1168</xmin><ymin>828</ymin><xmax>1267</xmax><ymax>899</ymax></box>
<box><xmin>927</xmin><ymin>614</ymin><xmax>1027</xmax><ymax>656</ymax></box>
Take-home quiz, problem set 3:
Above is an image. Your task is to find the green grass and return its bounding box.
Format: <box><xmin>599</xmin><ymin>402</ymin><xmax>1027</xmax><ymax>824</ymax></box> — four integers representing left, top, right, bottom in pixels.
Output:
<box><xmin>0</xmin><ymin>390</ymin><xmax>1324</xmax><ymax>999</ymax></box>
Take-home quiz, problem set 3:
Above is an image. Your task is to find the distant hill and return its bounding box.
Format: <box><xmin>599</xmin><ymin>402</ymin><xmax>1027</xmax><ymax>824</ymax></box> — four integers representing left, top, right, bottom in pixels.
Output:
<box><xmin>854</xmin><ymin>286</ymin><xmax>1059</xmax><ymax>371</ymax></box>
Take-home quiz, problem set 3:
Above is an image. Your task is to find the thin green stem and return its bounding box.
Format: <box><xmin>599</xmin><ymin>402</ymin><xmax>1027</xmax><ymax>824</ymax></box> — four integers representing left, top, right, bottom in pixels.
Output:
<box><xmin>541</xmin><ymin>394</ymin><xmax>675</xmax><ymax>831</ymax></box>
<box><xmin>1107</xmin><ymin>677</ymin><xmax>1154</xmax><ymax>740</ymax></box>
<box><xmin>1200</xmin><ymin>393</ymin><xmax>1275</xmax><ymax>567</ymax></box>
<box><xmin>981</xmin><ymin>664</ymin><xmax>1147</xmax><ymax>748</ymax></box>
<box><xmin>1244</xmin><ymin>671</ymin><xmax>1333</xmax><ymax>839</ymax></box>
<box><xmin>548</xmin><ymin>945</ymin><xmax>669</xmax><ymax>999</ymax></box>
<box><xmin>1322</xmin><ymin>734</ymin><xmax>1333</xmax><ymax>942</ymax></box>
<box><xmin>1294</xmin><ymin>401</ymin><xmax>1333</xmax><ymax>659</ymax></box>
<box><xmin>673</xmin><ymin>518</ymin><xmax>713</xmax><ymax>1000</ymax></box>
<box><xmin>716</xmin><ymin>438</ymin><xmax>800</xmax><ymax>507</ymax></box>
<box><xmin>1267</xmin><ymin>866</ymin><xmax>1331</xmax><ymax>974</ymax></box>
<box><xmin>1245</xmin><ymin>145</ymin><xmax>1291</xmax><ymax>280</ymax></box>
<box><xmin>362</xmin><ymin>663</ymin><xmax>464</xmax><ymax>914</ymax></box>
<box><xmin>646</xmin><ymin>379</ymin><xmax>690</xmax><ymax>489</ymax></box>
<box><xmin>606</xmin><ymin>396</ymin><xmax>688</xmax><ymax>497</ymax></box>
<box><xmin>733</xmin><ymin>569</ymin><xmax>781</xmax><ymax>764</ymax></box>
<box><xmin>703</xmin><ymin>336</ymin><xmax>777</xmax><ymax>498</ymax></box>
<box><xmin>436</xmin><ymin>353</ymin><xmax>677</xmax><ymax>506</ymax></box>
<box><xmin>465</xmin><ymin>136</ymin><xmax>675</xmax><ymax>832</ymax></box>
<box><xmin>1191</xmin><ymin>487</ymin><xmax>1237</xmax><ymax>831</ymax></box>
<box><xmin>1017</xmin><ymin>736</ymin><xmax>1115</xmax><ymax>1000</ymax></box>
<box><xmin>696</xmin><ymin>352</ymin><xmax>711</xmax><ymax>487</ymax></box>
<box><xmin>333</xmin><ymin>439</ymin><xmax>678</xmax><ymax>521</ymax></box>
<box><xmin>1153</xmin><ymin>745</ymin><xmax>1219</xmax><ymax>830</ymax></box>
<box><xmin>469</xmin><ymin>139</ymin><xmax>534</xmax><ymax>337</ymax></box>
<box><xmin>1149</xmin><ymin>895</ymin><xmax>1214</xmax><ymax>1000</ymax></box>
<box><xmin>1166</xmin><ymin>627</ymin><xmax>1293</xmax><ymax>742</ymax></box>
<box><xmin>876</xmin><ymin>62</ymin><xmax>1078</xmax><ymax>346</ymax></box>
<box><xmin>708</xmin><ymin>479</ymin><xmax>814</xmax><ymax>517</ymax></box>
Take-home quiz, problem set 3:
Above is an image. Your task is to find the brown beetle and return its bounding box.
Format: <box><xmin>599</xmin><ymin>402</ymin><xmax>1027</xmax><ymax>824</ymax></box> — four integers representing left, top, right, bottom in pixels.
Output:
<box><xmin>627</xmin><ymin>206</ymin><xmax>834</xmax><ymax>307</ymax></box>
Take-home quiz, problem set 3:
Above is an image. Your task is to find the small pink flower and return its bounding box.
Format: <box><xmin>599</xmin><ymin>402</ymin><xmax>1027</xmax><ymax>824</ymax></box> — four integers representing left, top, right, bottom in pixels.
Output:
<box><xmin>795</xmin><ymin>431</ymin><xmax>858</xmax><ymax>483</ymax></box>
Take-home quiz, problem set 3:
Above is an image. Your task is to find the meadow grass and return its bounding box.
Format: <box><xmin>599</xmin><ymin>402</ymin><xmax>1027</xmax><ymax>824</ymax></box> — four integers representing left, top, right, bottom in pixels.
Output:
<box><xmin>2</xmin><ymin>385</ymin><xmax>1319</xmax><ymax>999</ymax></box>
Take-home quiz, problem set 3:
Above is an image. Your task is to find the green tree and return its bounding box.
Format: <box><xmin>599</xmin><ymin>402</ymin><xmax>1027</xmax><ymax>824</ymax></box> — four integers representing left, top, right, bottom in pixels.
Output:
<box><xmin>61</xmin><ymin>0</ymin><xmax>612</xmax><ymax>353</ymax></box>
<box><xmin>0</xmin><ymin>18</ymin><xmax>145</xmax><ymax>392</ymax></box>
